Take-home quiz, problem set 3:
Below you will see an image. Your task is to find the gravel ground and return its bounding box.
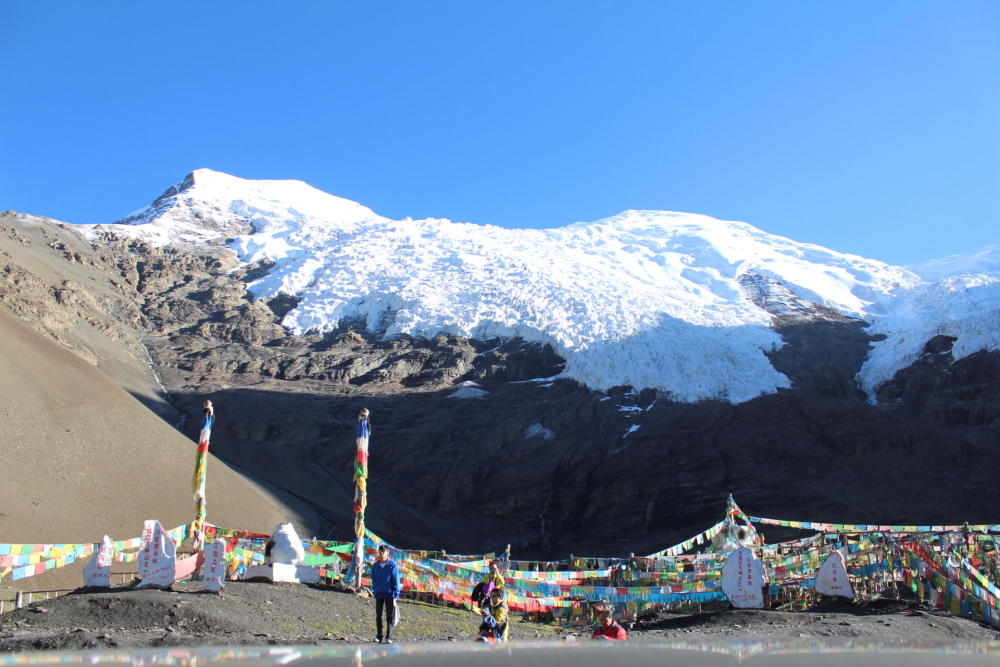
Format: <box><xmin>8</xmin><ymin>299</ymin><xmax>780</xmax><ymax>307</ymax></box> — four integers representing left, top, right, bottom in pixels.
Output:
<box><xmin>0</xmin><ymin>581</ymin><xmax>561</xmax><ymax>651</ymax></box>
<box><xmin>2</xmin><ymin>582</ymin><xmax>1000</xmax><ymax>653</ymax></box>
<box><xmin>631</xmin><ymin>598</ymin><xmax>1000</xmax><ymax>641</ymax></box>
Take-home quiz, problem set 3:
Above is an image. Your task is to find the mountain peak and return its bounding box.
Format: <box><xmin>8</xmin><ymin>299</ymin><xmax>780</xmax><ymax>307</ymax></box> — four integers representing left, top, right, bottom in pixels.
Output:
<box><xmin>146</xmin><ymin>168</ymin><xmax>245</xmax><ymax>203</ymax></box>
<box><xmin>74</xmin><ymin>169</ymin><xmax>998</xmax><ymax>403</ymax></box>
<box><xmin>106</xmin><ymin>169</ymin><xmax>378</xmax><ymax>245</ymax></box>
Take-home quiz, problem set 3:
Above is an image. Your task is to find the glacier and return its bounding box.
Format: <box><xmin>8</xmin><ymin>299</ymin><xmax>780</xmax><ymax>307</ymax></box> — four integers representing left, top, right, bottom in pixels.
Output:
<box><xmin>80</xmin><ymin>168</ymin><xmax>999</xmax><ymax>403</ymax></box>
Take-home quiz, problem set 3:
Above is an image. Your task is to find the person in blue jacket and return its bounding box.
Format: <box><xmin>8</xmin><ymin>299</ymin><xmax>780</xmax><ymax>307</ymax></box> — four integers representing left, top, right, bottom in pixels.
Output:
<box><xmin>371</xmin><ymin>544</ymin><xmax>401</xmax><ymax>643</ymax></box>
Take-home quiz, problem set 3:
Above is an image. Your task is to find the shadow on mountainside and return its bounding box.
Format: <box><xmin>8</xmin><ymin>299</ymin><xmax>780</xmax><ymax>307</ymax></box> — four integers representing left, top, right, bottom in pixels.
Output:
<box><xmin>158</xmin><ymin>368</ymin><xmax>1000</xmax><ymax>559</ymax></box>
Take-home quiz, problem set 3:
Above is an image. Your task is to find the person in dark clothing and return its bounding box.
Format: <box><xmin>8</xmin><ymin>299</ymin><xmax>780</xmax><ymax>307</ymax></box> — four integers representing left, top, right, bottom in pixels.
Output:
<box><xmin>371</xmin><ymin>545</ymin><xmax>401</xmax><ymax>643</ymax></box>
<box><xmin>475</xmin><ymin>619</ymin><xmax>498</xmax><ymax>643</ymax></box>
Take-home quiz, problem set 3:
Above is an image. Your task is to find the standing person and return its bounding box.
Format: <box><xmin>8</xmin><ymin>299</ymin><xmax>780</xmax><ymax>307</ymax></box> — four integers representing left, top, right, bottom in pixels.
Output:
<box><xmin>479</xmin><ymin>560</ymin><xmax>504</xmax><ymax>614</ymax></box>
<box><xmin>371</xmin><ymin>545</ymin><xmax>401</xmax><ymax>644</ymax></box>
<box><xmin>482</xmin><ymin>560</ymin><xmax>504</xmax><ymax>592</ymax></box>
<box><xmin>623</xmin><ymin>552</ymin><xmax>638</xmax><ymax>584</ymax></box>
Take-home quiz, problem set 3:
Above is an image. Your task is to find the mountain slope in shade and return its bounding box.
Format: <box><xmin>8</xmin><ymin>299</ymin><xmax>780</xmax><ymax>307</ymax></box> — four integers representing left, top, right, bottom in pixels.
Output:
<box><xmin>83</xmin><ymin>169</ymin><xmax>917</xmax><ymax>403</ymax></box>
<box><xmin>0</xmin><ymin>304</ymin><xmax>315</xmax><ymax>566</ymax></box>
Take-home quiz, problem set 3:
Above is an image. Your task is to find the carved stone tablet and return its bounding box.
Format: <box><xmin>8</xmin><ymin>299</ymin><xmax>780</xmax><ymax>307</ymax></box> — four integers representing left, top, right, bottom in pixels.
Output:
<box><xmin>815</xmin><ymin>550</ymin><xmax>854</xmax><ymax>598</ymax></box>
<box><xmin>721</xmin><ymin>547</ymin><xmax>766</xmax><ymax>608</ymax></box>
<box><xmin>202</xmin><ymin>539</ymin><xmax>227</xmax><ymax>592</ymax></box>
<box><xmin>135</xmin><ymin>520</ymin><xmax>176</xmax><ymax>589</ymax></box>
<box><xmin>83</xmin><ymin>535</ymin><xmax>113</xmax><ymax>588</ymax></box>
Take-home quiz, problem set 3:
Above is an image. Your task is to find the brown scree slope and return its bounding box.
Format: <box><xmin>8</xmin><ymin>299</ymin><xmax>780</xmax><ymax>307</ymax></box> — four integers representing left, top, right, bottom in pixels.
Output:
<box><xmin>0</xmin><ymin>304</ymin><xmax>312</xmax><ymax>570</ymax></box>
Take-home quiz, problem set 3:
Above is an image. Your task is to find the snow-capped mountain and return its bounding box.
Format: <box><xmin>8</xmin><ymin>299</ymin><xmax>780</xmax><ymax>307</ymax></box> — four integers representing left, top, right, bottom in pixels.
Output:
<box><xmin>908</xmin><ymin>245</ymin><xmax>1000</xmax><ymax>282</ymax></box>
<box><xmin>83</xmin><ymin>169</ymin><xmax>999</xmax><ymax>403</ymax></box>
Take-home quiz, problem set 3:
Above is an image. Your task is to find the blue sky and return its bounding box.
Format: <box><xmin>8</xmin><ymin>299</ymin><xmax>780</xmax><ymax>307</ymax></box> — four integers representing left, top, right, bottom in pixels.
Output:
<box><xmin>2</xmin><ymin>0</ymin><xmax>997</xmax><ymax>265</ymax></box>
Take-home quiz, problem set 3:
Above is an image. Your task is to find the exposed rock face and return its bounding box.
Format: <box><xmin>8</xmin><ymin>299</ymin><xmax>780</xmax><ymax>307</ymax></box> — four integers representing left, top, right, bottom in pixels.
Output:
<box><xmin>2</xmin><ymin>211</ymin><xmax>999</xmax><ymax>557</ymax></box>
<box><xmin>115</xmin><ymin>173</ymin><xmax>255</xmax><ymax>239</ymax></box>
<box><xmin>877</xmin><ymin>336</ymin><xmax>1000</xmax><ymax>443</ymax></box>
<box><xmin>740</xmin><ymin>273</ymin><xmax>875</xmax><ymax>400</ymax></box>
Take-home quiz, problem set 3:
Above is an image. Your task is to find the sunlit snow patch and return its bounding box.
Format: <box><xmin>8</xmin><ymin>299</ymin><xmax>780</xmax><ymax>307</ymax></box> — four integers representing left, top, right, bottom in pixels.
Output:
<box><xmin>523</xmin><ymin>423</ymin><xmax>556</xmax><ymax>441</ymax></box>
<box><xmin>447</xmin><ymin>381</ymin><xmax>489</xmax><ymax>399</ymax></box>
<box><xmin>623</xmin><ymin>424</ymin><xmax>641</xmax><ymax>438</ymax></box>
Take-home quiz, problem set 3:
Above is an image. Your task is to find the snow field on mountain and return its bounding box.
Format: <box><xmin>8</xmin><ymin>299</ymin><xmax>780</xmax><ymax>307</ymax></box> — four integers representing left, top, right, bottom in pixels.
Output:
<box><xmin>83</xmin><ymin>169</ymin><xmax>999</xmax><ymax>403</ymax></box>
<box><xmin>908</xmin><ymin>245</ymin><xmax>1000</xmax><ymax>282</ymax></box>
<box><xmin>229</xmin><ymin>209</ymin><xmax>797</xmax><ymax>402</ymax></box>
<box><xmin>858</xmin><ymin>273</ymin><xmax>1000</xmax><ymax>395</ymax></box>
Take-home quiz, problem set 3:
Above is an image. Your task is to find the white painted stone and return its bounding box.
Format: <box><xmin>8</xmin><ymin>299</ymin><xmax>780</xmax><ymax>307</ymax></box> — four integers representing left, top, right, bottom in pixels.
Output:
<box><xmin>238</xmin><ymin>563</ymin><xmax>320</xmax><ymax>584</ymax></box>
<box><xmin>202</xmin><ymin>539</ymin><xmax>227</xmax><ymax>592</ymax></box>
<box><xmin>721</xmin><ymin>547</ymin><xmax>767</xmax><ymax>608</ymax></box>
<box><xmin>83</xmin><ymin>535</ymin><xmax>113</xmax><ymax>588</ymax></box>
<box><xmin>294</xmin><ymin>565</ymin><xmax>321</xmax><ymax>584</ymax></box>
<box><xmin>238</xmin><ymin>524</ymin><xmax>317</xmax><ymax>583</ymax></box>
<box><xmin>135</xmin><ymin>520</ymin><xmax>177</xmax><ymax>589</ymax></box>
<box><xmin>135</xmin><ymin>520</ymin><xmax>156</xmax><ymax>581</ymax></box>
<box><xmin>815</xmin><ymin>550</ymin><xmax>854</xmax><ymax>598</ymax></box>
<box><xmin>271</xmin><ymin>562</ymin><xmax>298</xmax><ymax>582</ymax></box>
<box><xmin>266</xmin><ymin>523</ymin><xmax>306</xmax><ymax>565</ymax></box>
<box><xmin>711</xmin><ymin>521</ymin><xmax>758</xmax><ymax>551</ymax></box>
<box><xmin>242</xmin><ymin>564</ymin><xmax>273</xmax><ymax>581</ymax></box>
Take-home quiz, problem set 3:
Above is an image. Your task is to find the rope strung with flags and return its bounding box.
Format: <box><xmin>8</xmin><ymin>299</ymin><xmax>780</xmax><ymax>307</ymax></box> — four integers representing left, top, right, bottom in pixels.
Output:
<box><xmin>343</xmin><ymin>497</ymin><xmax>1000</xmax><ymax>625</ymax></box>
<box><xmin>10</xmin><ymin>488</ymin><xmax>1000</xmax><ymax>631</ymax></box>
<box><xmin>352</xmin><ymin>407</ymin><xmax>371</xmax><ymax>586</ymax></box>
<box><xmin>191</xmin><ymin>400</ymin><xmax>214</xmax><ymax>551</ymax></box>
<box><xmin>0</xmin><ymin>524</ymin><xmax>190</xmax><ymax>582</ymax></box>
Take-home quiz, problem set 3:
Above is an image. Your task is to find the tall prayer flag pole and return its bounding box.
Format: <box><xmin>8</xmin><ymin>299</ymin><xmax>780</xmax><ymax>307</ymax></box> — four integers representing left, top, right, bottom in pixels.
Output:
<box><xmin>353</xmin><ymin>407</ymin><xmax>371</xmax><ymax>587</ymax></box>
<box><xmin>191</xmin><ymin>400</ymin><xmax>214</xmax><ymax>551</ymax></box>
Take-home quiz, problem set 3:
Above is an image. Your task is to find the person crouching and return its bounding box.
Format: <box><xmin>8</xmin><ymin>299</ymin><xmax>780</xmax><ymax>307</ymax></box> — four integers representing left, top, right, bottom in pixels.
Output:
<box><xmin>591</xmin><ymin>609</ymin><xmax>628</xmax><ymax>641</ymax></box>
<box><xmin>475</xmin><ymin>618</ymin><xmax>498</xmax><ymax>643</ymax></box>
<box><xmin>486</xmin><ymin>588</ymin><xmax>508</xmax><ymax>641</ymax></box>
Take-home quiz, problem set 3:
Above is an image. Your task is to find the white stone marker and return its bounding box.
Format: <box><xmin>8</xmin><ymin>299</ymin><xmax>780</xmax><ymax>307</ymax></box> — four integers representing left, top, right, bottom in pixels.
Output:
<box><xmin>135</xmin><ymin>520</ymin><xmax>177</xmax><ymax>589</ymax></box>
<box><xmin>136</xmin><ymin>520</ymin><xmax>155</xmax><ymax>581</ymax></box>
<box><xmin>83</xmin><ymin>535</ymin><xmax>113</xmax><ymax>588</ymax></box>
<box><xmin>242</xmin><ymin>523</ymin><xmax>320</xmax><ymax>584</ymax></box>
<box><xmin>815</xmin><ymin>550</ymin><xmax>854</xmax><ymax>598</ymax></box>
<box><xmin>202</xmin><ymin>538</ymin><xmax>227</xmax><ymax>592</ymax></box>
<box><xmin>721</xmin><ymin>547</ymin><xmax>767</xmax><ymax>608</ymax></box>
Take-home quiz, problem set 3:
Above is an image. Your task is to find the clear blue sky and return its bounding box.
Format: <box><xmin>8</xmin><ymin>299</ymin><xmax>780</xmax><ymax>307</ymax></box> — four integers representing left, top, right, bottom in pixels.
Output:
<box><xmin>2</xmin><ymin>1</ymin><xmax>997</xmax><ymax>265</ymax></box>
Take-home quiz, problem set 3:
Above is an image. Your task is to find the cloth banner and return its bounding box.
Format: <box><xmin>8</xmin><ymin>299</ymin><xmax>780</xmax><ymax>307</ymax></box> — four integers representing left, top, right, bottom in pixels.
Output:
<box><xmin>191</xmin><ymin>406</ymin><xmax>214</xmax><ymax>550</ymax></box>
